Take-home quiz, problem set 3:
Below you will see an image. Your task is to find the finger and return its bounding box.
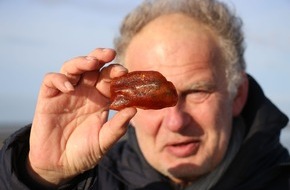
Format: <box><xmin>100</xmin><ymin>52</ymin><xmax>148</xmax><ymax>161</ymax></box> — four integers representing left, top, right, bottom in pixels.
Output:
<box><xmin>98</xmin><ymin>107</ymin><xmax>137</xmax><ymax>155</ymax></box>
<box><xmin>40</xmin><ymin>73</ymin><xmax>74</xmax><ymax>98</ymax></box>
<box><xmin>96</xmin><ymin>64</ymin><xmax>128</xmax><ymax>98</ymax></box>
<box><xmin>78</xmin><ymin>64</ymin><xmax>127</xmax><ymax>89</ymax></box>
<box><xmin>60</xmin><ymin>48</ymin><xmax>116</xmax><ymax>85</ymax></box>
<box><xmin>61</xmin><ymin>48</ymin><xmax>116</xmax><ymax>74</ymax></box>
<box><xmin>78</xmin><ymin>70</ymin><xmax>99</xmax><ymax>87</ymax></box>
<box><xmin>60</xmin><ymin>56</ymin><xmax>100</xmax><ymax>84</ymax></box>
<box><xmin>87</xmin><ymin>48</ymin><xmax>116</xmax><ymax>63</ymax></box>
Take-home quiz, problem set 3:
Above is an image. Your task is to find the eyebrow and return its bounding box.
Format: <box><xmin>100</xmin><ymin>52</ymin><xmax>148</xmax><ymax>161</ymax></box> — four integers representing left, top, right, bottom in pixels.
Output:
<box><xmin>186</xmin><ymin>81</ymin><xmax>216</xmax><ymax>92</ymax></box>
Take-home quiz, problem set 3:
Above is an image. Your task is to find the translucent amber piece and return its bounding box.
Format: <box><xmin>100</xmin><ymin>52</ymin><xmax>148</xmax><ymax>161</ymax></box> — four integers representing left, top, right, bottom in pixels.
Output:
<box><xmin>110</xmin><ymin>71</ymin><xmax>178</xmax><ymax>110</ymax></box>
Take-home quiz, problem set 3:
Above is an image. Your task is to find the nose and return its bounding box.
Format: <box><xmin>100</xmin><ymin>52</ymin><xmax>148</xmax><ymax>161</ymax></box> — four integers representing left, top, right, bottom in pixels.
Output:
<box><xmin>163</xmin><ymin>105</ymin><xmax>191</xmax><ymax>132</ymax></box>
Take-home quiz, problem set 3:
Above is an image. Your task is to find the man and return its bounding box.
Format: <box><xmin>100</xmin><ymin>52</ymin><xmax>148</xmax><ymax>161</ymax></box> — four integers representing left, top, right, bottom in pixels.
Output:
<box><xmin>1</xmin><ymin>0</ymin><xmax>289</xmax><ymax>189</ymax></box>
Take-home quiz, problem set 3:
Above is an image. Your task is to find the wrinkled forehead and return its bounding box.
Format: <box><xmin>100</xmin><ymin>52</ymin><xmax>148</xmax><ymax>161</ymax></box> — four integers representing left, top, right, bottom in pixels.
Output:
<box><xmin>124</xmin><ymin>14</ymin><xmax>224</xmax><ymax>76</ymax></box>
<box><xmin>122</xmin><ymin>14</ymin><xmax>227</xmax><ymax>92</ymax></box>
<box><xmin>124</xmin><ymin>15</ymin><xmax>222</xmax><ymax>65</ymax></box>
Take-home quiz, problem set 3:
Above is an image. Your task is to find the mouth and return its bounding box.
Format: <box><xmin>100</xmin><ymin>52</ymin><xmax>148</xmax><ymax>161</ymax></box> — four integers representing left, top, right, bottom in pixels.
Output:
<box><xmin>165</xmin><ymin>140</ymin><xmax>200</xmax><ymax>158</ymax></box>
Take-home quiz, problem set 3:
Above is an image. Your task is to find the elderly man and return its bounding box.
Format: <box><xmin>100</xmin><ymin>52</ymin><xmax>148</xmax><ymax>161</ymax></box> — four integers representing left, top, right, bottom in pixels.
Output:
<box><xmin>1</xmin><ymin>0</ymin><xmax>289</xmax><ymax>189</ymax></box>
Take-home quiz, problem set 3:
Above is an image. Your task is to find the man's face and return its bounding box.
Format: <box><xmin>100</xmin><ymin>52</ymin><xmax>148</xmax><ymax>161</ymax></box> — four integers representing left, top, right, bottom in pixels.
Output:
<box><xmin>124</xmin><ymin>14</ymin><xmax>235</xmax><ymax>183</ymax></box>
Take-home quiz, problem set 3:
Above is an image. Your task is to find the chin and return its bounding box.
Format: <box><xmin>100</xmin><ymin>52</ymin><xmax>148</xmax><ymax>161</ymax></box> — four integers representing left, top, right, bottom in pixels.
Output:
<box><xmin>162</xmin><ymin>157</ymin><xmax>209</xmax><ymax>180</ymax></box>
<box><xmin>165</xmin><ymin>162</ymin><xmax>207</xmax><ymax>183</ymax></box>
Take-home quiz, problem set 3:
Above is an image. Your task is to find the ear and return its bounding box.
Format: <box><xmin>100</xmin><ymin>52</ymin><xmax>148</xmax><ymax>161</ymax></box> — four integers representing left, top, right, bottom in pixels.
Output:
<box><xmin>232</xmin><ymin>73</ymin><xmax>249</xmax><ymax>116</ymax></box>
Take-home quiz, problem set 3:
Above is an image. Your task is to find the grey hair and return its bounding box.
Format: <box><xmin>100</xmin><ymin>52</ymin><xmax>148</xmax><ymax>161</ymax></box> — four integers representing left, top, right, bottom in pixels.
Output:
<box><xmin>114</xmin><ymin>0</ymin><xmax>246</xmax><ymax>97</ymax></box>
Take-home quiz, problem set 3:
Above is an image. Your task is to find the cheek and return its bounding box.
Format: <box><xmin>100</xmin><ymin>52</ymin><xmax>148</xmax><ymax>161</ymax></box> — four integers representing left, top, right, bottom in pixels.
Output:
<box><xmin>202</xmin><ymin>98</ymin><xmax>232</xmax><ymax>161</ymax></box>
<box><xmin>193</xmin><ymin>92</ymin><xmax>232</xmax><ymax>130</ymax></box>
<box><xmin>131</xmin><ymin>109</ymin><xmax>163</xmax><ymax>135</ymax></box>
<box><xmin>192</xmin><ymin>95</ymin><xmax>232</xmax><ymax>146</ymax></box>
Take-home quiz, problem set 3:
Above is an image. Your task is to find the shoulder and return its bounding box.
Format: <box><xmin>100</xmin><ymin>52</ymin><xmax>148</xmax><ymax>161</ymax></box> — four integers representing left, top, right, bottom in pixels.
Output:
<box><xmin>96</xmin><ymin>140</ymin><xmax>132</xmax><ymax>189</ymax></box>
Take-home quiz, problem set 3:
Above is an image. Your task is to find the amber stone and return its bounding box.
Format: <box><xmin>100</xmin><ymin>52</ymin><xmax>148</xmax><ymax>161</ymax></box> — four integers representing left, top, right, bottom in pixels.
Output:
<box><xmin>110</xmin><ymin>71</ymin><xmax>178</xmax><ymax>110</ymax></box>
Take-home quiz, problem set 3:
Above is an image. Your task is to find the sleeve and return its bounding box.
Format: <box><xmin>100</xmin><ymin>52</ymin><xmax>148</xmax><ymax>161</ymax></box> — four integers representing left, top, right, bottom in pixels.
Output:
<box><xmin>0</xmin><ymin>125</ymin><xmax>97</xmax><ymax>190</ymax></box>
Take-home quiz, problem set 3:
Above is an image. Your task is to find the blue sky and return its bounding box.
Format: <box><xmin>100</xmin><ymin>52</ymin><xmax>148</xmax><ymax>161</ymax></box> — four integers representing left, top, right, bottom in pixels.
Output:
<box><xmin>0</xmin><ymin>0</ymin><xmax>290</xmax><ymax>125</ymax></box>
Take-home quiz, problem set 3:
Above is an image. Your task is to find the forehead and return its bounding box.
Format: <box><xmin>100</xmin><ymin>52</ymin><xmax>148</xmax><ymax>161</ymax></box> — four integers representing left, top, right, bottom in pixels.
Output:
<box><xmin>124</xmin><ymin>14</ymin><xmax>225</xmax><ymax>87</ymax></box>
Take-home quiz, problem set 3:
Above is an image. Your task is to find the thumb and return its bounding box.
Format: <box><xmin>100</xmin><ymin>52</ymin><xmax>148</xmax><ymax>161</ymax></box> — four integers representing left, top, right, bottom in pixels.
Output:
<box><xmin>98</xmin><ymin>108</ymin><xmax>137</xmax><ymax>155</ymax></box>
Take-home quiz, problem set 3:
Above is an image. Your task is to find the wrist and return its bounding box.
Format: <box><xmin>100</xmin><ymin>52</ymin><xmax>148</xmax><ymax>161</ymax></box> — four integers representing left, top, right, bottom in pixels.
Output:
<box><xmin>26</xmin><ymin>156</ymin><xmax>74</xmax><ymax>187</ymax></box>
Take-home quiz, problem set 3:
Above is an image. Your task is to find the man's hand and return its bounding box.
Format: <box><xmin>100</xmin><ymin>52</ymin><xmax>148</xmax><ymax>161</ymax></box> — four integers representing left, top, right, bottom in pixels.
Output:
<box><xmin>28</xmin><ymin>48</ymin><xmax>136</xmax><ymax>186</ymax></box>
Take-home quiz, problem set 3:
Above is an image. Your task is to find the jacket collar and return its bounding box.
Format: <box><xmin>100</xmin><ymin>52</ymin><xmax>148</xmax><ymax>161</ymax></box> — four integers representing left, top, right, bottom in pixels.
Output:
<box><xmin>213</xmin><ymin>75</ymin><xmax>290</xmax><ymax>189</ymax></box>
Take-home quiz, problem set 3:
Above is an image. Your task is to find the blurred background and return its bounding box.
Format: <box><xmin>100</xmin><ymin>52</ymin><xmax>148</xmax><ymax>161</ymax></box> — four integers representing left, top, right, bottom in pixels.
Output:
<box><xmin>0</xmin><ymin>0</ymin><xmax>289</xmax><ymax>148</ymax></box>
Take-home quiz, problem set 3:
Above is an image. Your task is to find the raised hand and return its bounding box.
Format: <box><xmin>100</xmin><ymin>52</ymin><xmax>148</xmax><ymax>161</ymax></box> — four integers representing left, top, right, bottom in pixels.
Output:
<box><xmin>27</xmin><ymin>48</ymin><xmax>137</xmax><ymax>186</ymax></box>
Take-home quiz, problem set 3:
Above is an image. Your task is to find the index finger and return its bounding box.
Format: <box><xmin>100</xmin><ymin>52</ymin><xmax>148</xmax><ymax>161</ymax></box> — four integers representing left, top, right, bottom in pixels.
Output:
<box><xmin>60</xmin><ymin>48</ymin><xmax>116</xmax><ymax>75</ymax></box>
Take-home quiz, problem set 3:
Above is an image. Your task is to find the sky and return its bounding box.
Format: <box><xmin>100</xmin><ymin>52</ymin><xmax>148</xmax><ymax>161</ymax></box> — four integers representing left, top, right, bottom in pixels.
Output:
<box><xmin>0</xmin><ymin>0</ymin><xmax>289</xmax><ymax>129</ymax></box>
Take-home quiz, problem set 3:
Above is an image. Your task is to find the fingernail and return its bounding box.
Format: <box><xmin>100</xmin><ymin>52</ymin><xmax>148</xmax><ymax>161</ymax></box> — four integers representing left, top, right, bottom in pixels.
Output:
<box><xmin>115</xmin><ymin>65</ymin><xmax>128</xmax><ymax>73</ymax></box>
<box><xmin>102</xmin><ymin>48</ymin><xmax>113</xmax><ymax>52</ymax></box>
<box><xmin>85</xmin><ymin>56</ymin><xmax>98</xmax><ymax>61</ymax></box>
<box><xmin>64</xmin><ymin>81</ymin><xmax>74</xmax><ymax>92</ymax></box>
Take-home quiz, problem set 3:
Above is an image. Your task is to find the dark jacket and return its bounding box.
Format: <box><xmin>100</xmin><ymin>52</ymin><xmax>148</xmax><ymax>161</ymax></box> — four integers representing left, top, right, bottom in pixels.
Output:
<box><xmin>1</xmin><ymin>76</ymin><xmax>290</xmax><ymax>190</ymax></box>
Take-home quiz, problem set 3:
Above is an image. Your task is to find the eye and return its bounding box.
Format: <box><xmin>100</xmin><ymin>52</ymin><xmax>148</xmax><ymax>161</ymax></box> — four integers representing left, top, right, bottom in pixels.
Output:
<box><xmin>183</xmin><ymin>90</ymin><xmax>211</xmax><ymax>103</ymax></box>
